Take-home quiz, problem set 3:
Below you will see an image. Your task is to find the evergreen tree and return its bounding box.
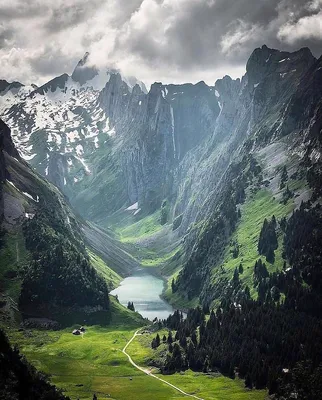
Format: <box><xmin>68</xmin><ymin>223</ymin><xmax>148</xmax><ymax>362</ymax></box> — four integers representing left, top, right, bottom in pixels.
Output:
<box><xmin>282</xmin><ymin>185</ymin><xmax>293</xmax><ymax>204</ymax></box>
<box><xmin>171</xmin><ymin>278</ymin><xmax>177</xmax><ymax>293</ymax></box>
<box><xmin>280</xmin><ymin>165</ymin><xmax>288</xmax><ymax>189</ymax></box>
<box><xmin>233</xmin><ymin>268</ymin><xmax>239</xmax><ymax>285</ymax></box>
<box><xmin>258</xmin><ymin>217</ymin><xmax>278</xmax><ymax>263</ymax></box>
<box><xmin>238</xmin><ymin>263</ymin><xmax>244</xmax><ymax>274</ymax></box>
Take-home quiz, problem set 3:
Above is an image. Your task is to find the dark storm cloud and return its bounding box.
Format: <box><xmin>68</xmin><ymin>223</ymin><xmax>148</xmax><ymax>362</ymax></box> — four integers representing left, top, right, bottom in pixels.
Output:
<box><xmin>0</xmin><ymin>0</ymin><xmax>321</xmax><ymax>86</ymax></box>
<box><xmin>114</xmin><ymin>0</ymin><xmax>322</xmax><ymax>72</ymax></box>
<box><xmin>28</xmin><ymin>45</ymin><xmax>78</xmax><ymax>76</ymax></box>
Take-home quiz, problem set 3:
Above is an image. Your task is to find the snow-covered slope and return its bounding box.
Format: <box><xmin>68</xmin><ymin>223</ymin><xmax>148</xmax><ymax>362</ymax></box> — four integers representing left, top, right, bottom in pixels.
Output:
<box><xmin>0</xmin><ymin>54</ymin><xmax>147</xmax><ymax>201</ymax></box>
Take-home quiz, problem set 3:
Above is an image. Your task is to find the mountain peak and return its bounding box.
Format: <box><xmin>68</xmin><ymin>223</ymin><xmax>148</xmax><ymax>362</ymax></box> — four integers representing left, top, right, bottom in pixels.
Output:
<box><xmin>71</xmin><ymin>52</ymin><xmax>99</xmax><ymax>85</ymax></box>
<box><xmin>0</xmin><ymin>79</ymin><xmax>24</xmax><ymax>94</ymax></box>
<box><xmin>71</xmin><ymin>52</ymin><xmax>147</xmax><ymax>93</ymax></box>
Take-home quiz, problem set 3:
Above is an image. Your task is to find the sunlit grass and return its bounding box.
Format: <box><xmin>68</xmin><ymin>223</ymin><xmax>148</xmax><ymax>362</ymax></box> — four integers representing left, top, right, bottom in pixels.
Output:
<box><xmin>216</xmin><ymin>189</ymin><xmax>295</xmax><ymax>297</ymax></box>
<box><xmin>127</xmin><ymin>331</ymin><xmax>267</xmax><ymax>400</ymax></box>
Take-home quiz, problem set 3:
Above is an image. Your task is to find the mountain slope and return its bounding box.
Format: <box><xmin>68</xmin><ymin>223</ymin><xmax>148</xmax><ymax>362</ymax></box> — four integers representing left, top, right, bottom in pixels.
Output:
<box><xmin>0</xmin><ymin>118</ymin><xmax>121</xmax><ymax>326</ymax></box>
<box><xmin>173</xmin><ymin>46</ymin><xmax>320</xmax><ymax>305</ymax></box>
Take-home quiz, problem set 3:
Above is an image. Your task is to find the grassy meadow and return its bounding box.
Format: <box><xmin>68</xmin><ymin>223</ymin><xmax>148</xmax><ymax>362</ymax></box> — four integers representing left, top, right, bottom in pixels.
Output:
<box><xmin>5</xmin><ymin>300</ymin><xmax>268</xmax><ymax>400</ymax></box>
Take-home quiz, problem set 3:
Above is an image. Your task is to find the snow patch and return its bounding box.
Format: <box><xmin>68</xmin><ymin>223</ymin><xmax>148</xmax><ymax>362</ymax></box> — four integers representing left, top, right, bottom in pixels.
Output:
<box><xmin>22</xmin><ymin>191</ymin><xmax>39</xmax><ymax>202</ymax></box>
<box><xmin>7</xmin><ymin>180</ymin><xmax>20</xmax><ymax>192</ymax></box>
<box><xmin>278</xmin><ymin>58</ymin><xmax>290</xmax><ymax>63</ymax></box>
<box><xmin>67</xmin><ymin>130</ymin><xmax>79</xmax><ymax>143</ymax></box>
<box><xmin>76</xmin><ymin>144</ymin><xmax>84</xmax><ymax>156</ymax></box>
<box><xmin>107</xmin><ymin>126</ymin><xmax>115</xmax><ymax>136</ymax></box>
<box><xmin>25</xmin><ymin>213</ymin><xmax>35</xmax><ymax>219</ymax></box>
<box><xmin>217</xmin><ymin>101</ymin><xmax>222</xmax><ymax>118</ymax></box>
<box><xmin>23</xmin><ymin>153</ymin><xmax>36</xmax><ymax>161</ymax></box>
<box><xmin>126</xmin><ymin>202</ymin><xmax>139</xmax><ymax>211</ymax></box>
<box><xmin>75</xmin><ymin>156</ymin><xmax>91</xmax><ymax>174</ymax></box>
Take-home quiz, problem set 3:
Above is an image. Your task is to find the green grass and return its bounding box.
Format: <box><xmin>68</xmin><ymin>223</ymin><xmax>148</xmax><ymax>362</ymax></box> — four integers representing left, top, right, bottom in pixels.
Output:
<box><xmin>7</xmin><ymin>323</ymin><xmax>188</xmax><ymax>399</ymax></box>
<box><xmin>116</xmin><ymin>211</ymin><xmax>164</xmax><ymax>243</ymax></box>
<box><xmin>161</xmin><ymin>372</ymin><xmax>267</xmax><ymax>400</ymax></box>
<box><xmin>7</xmin><ymin>318</ymin><xmax>267</xmax><ymax>400</ymax></box>
<box><xmin>216</xmin><ymin>189</ymin><xmax>295</xmax><ymax>297</ymax></box>
<box><xmin>140</xmin><ymin>248</ymin><xmax>182</xmax><ymax>268</ymax></box>
<box><xmin>127</xmin><ymin>332</ymin><xmax>267</xmax><ymax>400</ymax></box>
<box><xmin>109</xmin><ymin>296</ymin><xmax>145</xmax><ymax>328</ymax></box>
<box><xmin>88</xmin><ymin>249</ymin><xmax>121</xmax><ymax>289</ymax></box>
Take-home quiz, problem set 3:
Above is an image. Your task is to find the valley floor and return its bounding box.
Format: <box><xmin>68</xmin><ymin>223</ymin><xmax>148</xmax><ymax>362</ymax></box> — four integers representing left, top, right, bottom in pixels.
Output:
<box><xmin>6</xmin><ymin>321</ymin><xmax>267</xmax><ymax>400</ymax></box>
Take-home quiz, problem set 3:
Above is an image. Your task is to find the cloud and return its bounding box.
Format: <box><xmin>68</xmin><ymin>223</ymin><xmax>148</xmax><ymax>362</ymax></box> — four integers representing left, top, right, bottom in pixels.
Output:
<box><xmin>0</xmin><ymin>0</ymin><xmax>321</xmax><ymax>87</ymax></box>
<box><xmin>220</xmin><ymin>20</ymin><xmax>262</xmax><ymax>55</ymax></box>
<box><xmin>278</xmin><ymin>10</ymin><xmax>322</xmax><ymax>44</ymax></box>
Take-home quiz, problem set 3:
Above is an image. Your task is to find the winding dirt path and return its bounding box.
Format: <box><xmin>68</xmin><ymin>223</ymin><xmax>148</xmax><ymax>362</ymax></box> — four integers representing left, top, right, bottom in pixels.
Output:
<box><xmin>122</xmin><ymin>329</ymin><xmax>204</xmax><ymax>400</ymax></box>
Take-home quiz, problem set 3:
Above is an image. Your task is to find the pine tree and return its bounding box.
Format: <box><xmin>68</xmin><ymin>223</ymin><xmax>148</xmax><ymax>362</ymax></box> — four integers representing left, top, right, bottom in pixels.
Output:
<box><xmin>258</xmin><ymin>217</ymin><xmax>278</xmax><ymax>263</ymax></box>
<box><xmin>233</xmin><ymin>267</ymin><xmax>239</xmax><ymax>286</ymax></box>
<box><xmin>191</xmin><ymin>330</ymin><xmax>198</xmax><ymax>347</ymax></box>
<box><xmin>244</xmin><ymin>285</ymin><xmax>251</xmax><ymax>299</ymax></box>
<box><xmin>203</xmin><ymin>303</ymin><xmax>210</xmax><ymax>314</ymax></box>
<box><xmin>171</xmin><ymin>278</ymin><xmax>177</xmax><ymax>293</ymax></box>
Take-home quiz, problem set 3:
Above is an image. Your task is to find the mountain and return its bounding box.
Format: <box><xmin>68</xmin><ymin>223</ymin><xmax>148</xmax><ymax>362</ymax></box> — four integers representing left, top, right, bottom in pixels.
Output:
<box><xmin>2</xmin><ymin>44</ymin><xmax>322</xmax><ymax>309</ymax></box>
<box><xmin>0</xmin><ymin>118</ymin><xmax>124</xmax><ymax>326</ymax></box>
<box><xmin>1</xmin><ymin>44</ymin><xmax>322</xmax><ymax>398</ymax></box>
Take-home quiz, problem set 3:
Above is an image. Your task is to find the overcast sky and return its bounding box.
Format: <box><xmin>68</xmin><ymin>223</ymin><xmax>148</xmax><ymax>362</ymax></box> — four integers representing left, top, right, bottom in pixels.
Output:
<box><xmin>0</xmin><ymin>0</ymin><xmax>321</xmax><ymax>87</ymax></box>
